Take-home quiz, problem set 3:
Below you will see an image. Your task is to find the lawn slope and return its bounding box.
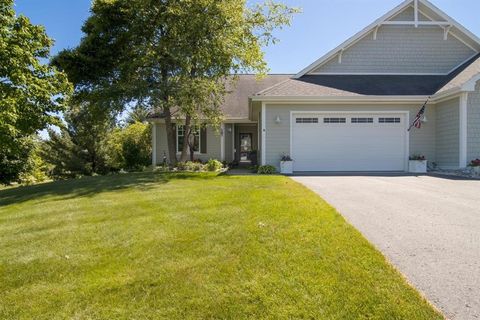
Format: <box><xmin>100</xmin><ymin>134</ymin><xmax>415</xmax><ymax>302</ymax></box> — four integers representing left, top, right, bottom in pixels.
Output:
<box><xmin>0</xmin><ymin>173</ymin><xmax>442</xmax><ymax>319</ymax></box>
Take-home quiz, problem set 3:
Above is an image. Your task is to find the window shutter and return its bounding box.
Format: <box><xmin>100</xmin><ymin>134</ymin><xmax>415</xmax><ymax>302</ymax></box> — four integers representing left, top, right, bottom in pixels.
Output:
<box><xmin>200</xmin><ymin>126</ymin><xmax>207</xmax><ymax>154</ymax></box>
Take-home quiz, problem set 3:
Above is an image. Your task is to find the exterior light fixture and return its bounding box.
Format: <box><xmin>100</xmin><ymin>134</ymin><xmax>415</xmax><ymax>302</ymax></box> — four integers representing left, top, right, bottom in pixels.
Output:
<box><xmin>275</xmin><ymin>115</ymin><xmax>282</xmax><ymax>124</ymax></box>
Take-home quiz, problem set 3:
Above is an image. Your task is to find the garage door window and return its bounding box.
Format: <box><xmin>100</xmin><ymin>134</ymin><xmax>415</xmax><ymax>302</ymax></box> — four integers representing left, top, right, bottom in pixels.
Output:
<box><xmin>296</xmin><ymin>118</ymin><xmax>319</xmax><ymax>124</ymax></box>
<box><xmin>324</xmin><ymin>117</ymin><xmax>346</xmax><ymax>123</ymax></box>
<box><xmin>351</xmin><ymin>117</ymin><xmax>373</xmax><ymax>123</ymax></box>
<box><xmin>379</xmin><ymin>117</ymin><xmax>401</xmax><ymax>123</ymax></box>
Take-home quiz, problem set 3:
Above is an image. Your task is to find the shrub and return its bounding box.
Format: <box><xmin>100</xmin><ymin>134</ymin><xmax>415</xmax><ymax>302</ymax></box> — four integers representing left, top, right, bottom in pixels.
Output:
<box><xmin>106</xmin><ymin>122</ymin><xmax>151</xmax><ymax>172</ymax></box>
<box><xmin>257</xmin><ymin>165</ymin><xmax>276</xmax><ymax>174</ymax></box>
<box><xmin>470</xmin><ymin>159</ymin><xmax>480</xmax><ymax>167</ymax></box>
<box><xmin>177</xmin><ymin>161</ymin><xmax>205</xmax><ymax>172</ymax></box>
<box><xmin>206</xmin><ymin>159</ymin><xmax>223</xmax><ymax>172</ymax></box>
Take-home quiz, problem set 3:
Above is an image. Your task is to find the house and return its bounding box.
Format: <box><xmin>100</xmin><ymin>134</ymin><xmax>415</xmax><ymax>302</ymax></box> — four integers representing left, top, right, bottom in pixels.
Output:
<box><xmin>149</xmin><ymin>0</ymin><xmax>480</xmax><ymax>172</ymax></box>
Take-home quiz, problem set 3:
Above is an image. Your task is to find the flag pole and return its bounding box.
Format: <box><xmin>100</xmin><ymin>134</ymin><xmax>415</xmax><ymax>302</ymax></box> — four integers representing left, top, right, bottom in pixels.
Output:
<box><xmin>408</xmin><ymin>96</ymin><xmax>430</xmax><ymax>131</ymax></box>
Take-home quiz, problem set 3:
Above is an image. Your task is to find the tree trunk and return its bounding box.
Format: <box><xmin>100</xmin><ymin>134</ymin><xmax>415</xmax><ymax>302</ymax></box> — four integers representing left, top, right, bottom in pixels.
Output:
<box><xmin>162</xmin><ymin>107</ymin><xmax>177</xmax><ymax>166</ymax></box>
<box><xmin>179</xmin><ymin>115</ymin><xmax>192</xmax><ymax>162</ymax></box>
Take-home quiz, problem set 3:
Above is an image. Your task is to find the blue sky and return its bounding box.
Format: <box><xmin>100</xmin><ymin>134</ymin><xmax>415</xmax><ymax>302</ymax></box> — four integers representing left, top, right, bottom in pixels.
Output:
<box><xmin>14</xmin><ymin>0</ymin><xmax>480</xmax><ymax>74</ymax></box>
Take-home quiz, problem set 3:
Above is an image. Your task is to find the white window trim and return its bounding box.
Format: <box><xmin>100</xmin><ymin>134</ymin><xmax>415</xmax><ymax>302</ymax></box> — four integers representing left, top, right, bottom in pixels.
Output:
<box><xmin>176</xmin><ymin>124</ymin><xmax>202</xmax><ymax>154</ymax></box>
<box><xmin>290</xmin><ymin>111</ymin><xmax>410</xmax><ymax>172</ymax></box>
<box><xmin>261</xmin><ymin>103</ymin><xmax>266</xmax><ymax>165</ymax></box>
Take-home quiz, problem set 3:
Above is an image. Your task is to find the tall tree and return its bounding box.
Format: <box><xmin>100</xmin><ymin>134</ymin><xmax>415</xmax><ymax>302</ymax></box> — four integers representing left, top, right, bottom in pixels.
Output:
<box><xmin>0</xmin><ymin>0</ymin><xmax>72</xmax><ymax>184</ymax></box>
<box><xmin>54</xmin><ymin>0</ymin><xmax>298</xmax><ymax>165</ymax></box>
<box><xmin>41</xmin><ymin>103</ymin><xmax>115</xmax><ymax>178</ymax></box>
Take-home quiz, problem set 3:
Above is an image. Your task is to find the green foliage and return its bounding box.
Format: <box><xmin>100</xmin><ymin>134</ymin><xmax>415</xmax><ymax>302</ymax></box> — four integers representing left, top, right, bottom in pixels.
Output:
<box><xmin>176</xmin><ymin>161</ymin><xmax>205</xmax><ymax>172</ymax></box>
<box><xmin>0</xmin><ymin>137</ymin><xmax>35</xmax><ymax>185</ymax></box>
<box><xmin>53</xmin><ymin>0</ymin><xmax>298</xmax><ymax>164</ymax></box>
<box><xmin>257</xmin><ymin>165</ymin><xmax>277</xmax><ymax>174</ymax></box>
<box><xmin>206</xmin><ymin>159</ymin><xmax>224</xmax><ymax>172</ymax></box>
<box><xmin>41</xmin><ymin>103</ymin><xmax>115</xmax><ymax>179</ymax></box>
<box><xmin>106</xmin><ymin>122</ymin><xmax>152</xmax><ymax>171</ymax></box>
<box><xmin>125</xmin><ymin>107</ymin><xmax>150</xmax><ymax>125</ymax></box>
<box><xmin>0</xmin><ymin>0</ymin><xmax>72</xmax><ymax>184</ymax></box>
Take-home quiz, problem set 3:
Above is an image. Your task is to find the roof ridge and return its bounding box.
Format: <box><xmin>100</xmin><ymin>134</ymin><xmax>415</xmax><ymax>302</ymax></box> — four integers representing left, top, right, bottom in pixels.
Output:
<box><xmin>254</xmin><ymin>78</ymin><xmax>293</xmax><ymax>96</ymax></box>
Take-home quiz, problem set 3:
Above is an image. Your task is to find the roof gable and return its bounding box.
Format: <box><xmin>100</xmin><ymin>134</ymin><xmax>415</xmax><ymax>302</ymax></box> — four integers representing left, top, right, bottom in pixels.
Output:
<box><xmin>295</xmin><ymin>0</ymin><xmax>480</xmax><ymax>78</ymax></box>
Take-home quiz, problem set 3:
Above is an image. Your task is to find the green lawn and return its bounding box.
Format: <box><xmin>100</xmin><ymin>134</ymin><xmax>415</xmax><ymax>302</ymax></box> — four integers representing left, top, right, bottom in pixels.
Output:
<box><xmin>0</xmin><ymin>173</ymin><xmax>442</xmax><ymax>319</ymax></box>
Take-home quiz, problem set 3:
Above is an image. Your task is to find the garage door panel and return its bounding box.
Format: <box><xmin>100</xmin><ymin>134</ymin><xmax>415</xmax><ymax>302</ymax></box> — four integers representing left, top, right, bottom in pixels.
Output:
<box><xmin>292</xmin><ymin>113</ymin><xmax>407</xmax><ymax>172</ymax></box>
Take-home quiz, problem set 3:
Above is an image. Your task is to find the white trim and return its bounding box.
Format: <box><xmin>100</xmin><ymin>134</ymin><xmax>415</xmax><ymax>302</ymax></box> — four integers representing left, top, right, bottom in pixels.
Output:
<box><xmin>289</xmin><ymin>110</ymin><xmax>410</xmax><ymax>172</ymax></box>
<box><xmin>338</xmin><ymin>49</ymin><xmax>344</xmax><ymax>64</ymax></box>
<box><xmin>220</xmin><ymin>123</ymin><xmax>225</xmax><ymax>161</ymax></box>
<box><xmin>459</xmin><ymin>92</ymin><xmax>468</xmax><ymax>168</ymax></box>
<box><xmin>444</xmin><ymin>52</ymin><xmax>479</xmax><ymax>75</ymax></box>
<box><xmin>373</xmin><ymin>26</ymin><xmax>380</xmax><ymax>40</ymax></box>
<box><xmin>414</xmin><ymin>0</ymin><xmax>419</xmax><ymax>27</ymax></box>
<box><xmin>308</xmin><ymin>72</ymin><xmax>447</xmax><ymax>75</ymax></box>
<box><xmin>261</xmin><ymin>103</ymin><xmax>266</xmax><ymax>165</ymax></box>
<box><xmin>443</xmin><ymin>25</ymin><xmax>452</xmax><ymax>40</ymax></box>
<box><xmin>421</xmin><ymin>0</ymin><xmax>480</xmax><ymax>47</ymax></box>
<box><xmin>418</xmin><ymin>8</ymin><xmax>479</xmax><ymax>53</ymax></box>
<box><xmin>294</xmin><ymin>0</ymin><xmax>480</xmax><ymax>78</ymax></box>
<box><xmin>433</xmin><ymin>91</ymin><xmax>462</xmax><ymax>104</ymax></box>
<box><xmin>381</xmin><ymin>20</ymin><xmax>450</xmax><ymax>26</ymax></box>
<box><xmin>152</xmin><ymin>124</ymin><xmax>157</xmax><ymax>166</ymax></box>
<box><xmin>294</xmin><ymin>0</ymin><xmax>413</xmax><ymax>78</ymax></box>
<box><xmin>251</xmin><ymin>95</ymin><xmax>429</xmax><ymax>103</ymax></box>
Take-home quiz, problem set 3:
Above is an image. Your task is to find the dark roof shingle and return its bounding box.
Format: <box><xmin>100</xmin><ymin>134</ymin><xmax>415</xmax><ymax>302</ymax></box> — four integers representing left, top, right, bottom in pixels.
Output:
<box><xmin>257</xmin><ymin>54</ymin><xmax>480</xmax><ymax>97</ymax></box>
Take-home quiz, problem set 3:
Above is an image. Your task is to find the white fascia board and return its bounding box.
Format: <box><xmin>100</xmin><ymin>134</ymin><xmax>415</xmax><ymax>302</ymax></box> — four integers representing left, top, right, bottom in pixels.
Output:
<box><xmin>251</xmin><ymin>95</ymin><xmax>429</xmax><ymax>103</ymax></box>
<box><xmin>294</xmin><ymin>0</ymin><xmax>413</xmax><ymax>78</ymax></box>
<box><xmin>294</xmin><ymin>0</ymin><xmax>480</xmax><ymax>79</ymax></box>
<box><xmin>420</xmin><ymin>0</ymin><xmax>480</xmax><ymax>49</ymax></box>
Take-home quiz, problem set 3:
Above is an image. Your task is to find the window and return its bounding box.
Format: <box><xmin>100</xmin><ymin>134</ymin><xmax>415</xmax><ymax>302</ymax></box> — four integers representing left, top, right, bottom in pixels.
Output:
<box><xmin>324</xmin><ymin>117</ymin><xmax>346</xmax><ymax>123</ymax></box>
<box><xmin>177</xmin><ymin>125</ymin><xmax>201</xmax><ymax>153</ymax></box>
<box><xmin>379</xmin><ymin>117</ymin><xmax>401</xmax><ymax>123</ymax></box>
<box><xmin>296</xmin><ymin>117</ymin><xmax>319</xmax><ymax>124</ymax></box>
<box><xmin>351</xmin><ymin>117</ymin><xmax>373</xmax><ymax>123</ymax></box>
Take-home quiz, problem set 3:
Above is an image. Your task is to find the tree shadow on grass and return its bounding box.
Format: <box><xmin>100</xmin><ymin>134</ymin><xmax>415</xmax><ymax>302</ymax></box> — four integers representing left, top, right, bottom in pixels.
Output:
<box><xmin>0</xmin><ymin>172</ymin><xmax>219</xmax><ymax>207</ymax></box>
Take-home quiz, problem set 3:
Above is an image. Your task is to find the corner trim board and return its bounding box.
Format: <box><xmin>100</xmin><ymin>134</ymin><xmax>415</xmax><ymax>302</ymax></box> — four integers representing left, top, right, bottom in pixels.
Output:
<box><xmin>261</xmin><ymin>103</ymin><xmax>266</xmax><ymax>165</ymax></box>
<box><xmin>459</xmin><ymin>92</ymin><xmax>468</xmax><ymax>167</ymax></box>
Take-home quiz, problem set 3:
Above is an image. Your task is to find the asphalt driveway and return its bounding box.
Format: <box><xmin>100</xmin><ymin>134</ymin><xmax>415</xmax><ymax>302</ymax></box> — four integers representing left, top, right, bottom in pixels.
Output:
<box><xmin>293</xmin><ymin>175</ymin><xmax>480</xmax><ymax>320</ymax></box>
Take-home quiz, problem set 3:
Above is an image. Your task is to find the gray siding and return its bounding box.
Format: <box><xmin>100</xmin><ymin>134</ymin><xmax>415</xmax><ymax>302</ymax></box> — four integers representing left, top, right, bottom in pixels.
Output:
<box><xmin>311</xmin><ymin>25</ymin><xmax>475</xmax><ymax>74</ymax></box>
<box><xmin>264</xmin><ymin>104</ymin><xmax>436</xmax><ymax>170</ymax></box>
<box><xmin>389</xmin><ymin>6</ymin><xmax>431</xmax><ymax>21</ymax></box>
<box><xmin>435</xmin><ymin>98</ymin><xmax>460</xmax><ymax>168</ymax></box>
<box><xmin>467</xmin><ymin>83</ymin><xmax>480</xmax><ymax>161</ymax></box>
<box><xmin>154</xmin><ymin>123</ymin><xmax>221</xmax><ymax>164</ymax></box>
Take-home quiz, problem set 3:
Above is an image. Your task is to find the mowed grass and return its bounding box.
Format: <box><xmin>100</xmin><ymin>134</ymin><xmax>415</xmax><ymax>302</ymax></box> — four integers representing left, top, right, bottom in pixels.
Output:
<box><xmin>0</xmin><ymin>173</ymin><xmax>442</xmax><ymax>319</ymax></box>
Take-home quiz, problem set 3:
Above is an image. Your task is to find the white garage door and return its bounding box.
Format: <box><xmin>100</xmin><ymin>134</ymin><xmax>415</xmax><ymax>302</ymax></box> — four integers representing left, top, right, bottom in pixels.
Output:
<box><xmin>291</xmin><ymin>113</ymin><xmax>407</xmax><ymax>171</ymax></box>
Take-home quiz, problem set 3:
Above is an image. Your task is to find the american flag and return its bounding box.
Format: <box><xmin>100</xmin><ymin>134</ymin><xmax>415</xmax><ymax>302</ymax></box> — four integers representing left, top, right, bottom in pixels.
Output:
<box><xmin>408</xmin><ymin>99</ymin><xmax>428</xmax><ymax>131</ymax></box>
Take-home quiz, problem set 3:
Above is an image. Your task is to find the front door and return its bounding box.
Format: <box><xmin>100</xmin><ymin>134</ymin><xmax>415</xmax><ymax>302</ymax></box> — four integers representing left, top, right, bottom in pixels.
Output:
<box><xmin>239</xmin><ymin>133</ymin><xmax>252</xmax><ymax>162</ymax></box>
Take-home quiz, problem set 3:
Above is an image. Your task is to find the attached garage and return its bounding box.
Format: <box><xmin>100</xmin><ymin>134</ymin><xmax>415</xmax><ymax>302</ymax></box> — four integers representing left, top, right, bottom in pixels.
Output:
<box><xmin>291</xmin><ymin>112</ymin><xmax>409</xmax><ymax>172</ymax></box>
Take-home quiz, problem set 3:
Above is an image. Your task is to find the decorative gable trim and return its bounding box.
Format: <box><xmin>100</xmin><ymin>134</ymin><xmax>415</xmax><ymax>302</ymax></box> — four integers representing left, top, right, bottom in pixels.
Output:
<box><xmin>294</xmin><ymin>0</ymin><xmax>480</xmax><ymax>78</ymax></box>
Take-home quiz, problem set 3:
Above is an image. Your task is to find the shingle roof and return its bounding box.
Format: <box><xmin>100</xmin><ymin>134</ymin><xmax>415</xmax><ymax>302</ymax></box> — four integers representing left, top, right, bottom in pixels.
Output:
<box><xmin>221</xmin><ymin>74</ymin><xmax>291</xmax><ymax>118</ymax></box>
<box><xmin>256</xmin><ymin>55</ymin><xmax>480</xmax><ymax>97</ymax></box>
<box><xmin>436</xmin><ymin>55</ymin><xmax>480</xmax><ymax>93</ymax></box>
<box><xmin>148</xmin><ymin>74</ymin><xmax>292</xmax><ymax>120</ymax></box>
